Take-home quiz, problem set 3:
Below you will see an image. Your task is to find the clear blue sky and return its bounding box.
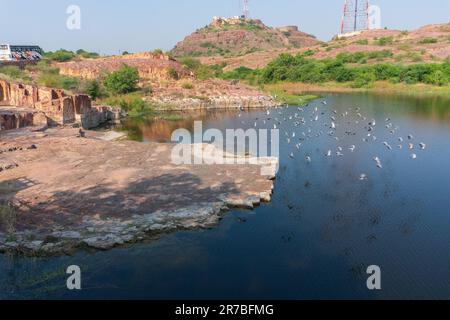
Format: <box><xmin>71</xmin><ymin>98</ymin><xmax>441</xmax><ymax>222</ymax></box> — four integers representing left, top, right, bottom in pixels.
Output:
<box><xmin>1</xmin><ymin>0</ymin><xmax>449</xmax><ymax>54</ymax></box>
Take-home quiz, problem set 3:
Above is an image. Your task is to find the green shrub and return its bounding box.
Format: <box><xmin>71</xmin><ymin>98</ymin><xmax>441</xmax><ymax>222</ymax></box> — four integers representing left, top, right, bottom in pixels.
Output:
<box><xmin>355</xmin><ymin>39</ymin><xmax>369</xmax><ymax>45</ymax></box>
<box><xmin>221</xmin><ymin>66</ymin><xmax>256</xmax><ymax>80</ymax></box>
<box><xmin>367</xmin><ymin>50</ymin><xmax>393</xmax><ymax>60</ymax></box>
<box><xmin>104</xmin><ymin>64</ymin><xmax>140</xmax><ymax>94</ymax></box>
<box><xmin>26</xmin><ymin>60</ymin><xmax>59</xmax><ymax>74</ymax></box>
<box><xmin>181</xmin><ymin>82</ymin><xmax>194</xmax><ymax>89</ymax></box>
<box><xmin>0</xmin><ymin>66</ymin><xmax>31</xmax><ymax>81</ymax></box>
<box><xmin>104</xmin><ymin>93</ymin><xmax>153</xmax><ymax>115</ymax></box>
<box><xmin>376</xmin><ymin>37</ymin><xmax>394</xmax><ymax>46</ymax></box>
<box><xmin>200</xmin><ymin>42</ymin><xmax>215</xmax><ymax>48</ymax></box>
<box><xmin>179</xmin><ymin>57</ymin><xmax>224</xmax><ymax>80</ymax></box>
<box><xmin>419</xmin><ymin>37</ymin><xmax>438</xmax><ymax>44</ymax></box>
<box><xmin>76</xmin><ymin>49</ymin><xmax>100</xmax><ymax>59</ymax></box>
<box><xmin>38</xmin><ymin>73</ymin><xmax>80</xmax><ymax>91</ymax></box>
<box><xmin>257</xmin><ymin>52</ymin><xmax>450</xmax><ymax>87</ymax></box>
<box><xmin>301</xmin><ymin>50</ymin><xmax>316</xmax><ymax>57</ymax></box>
<box><xmin>352</xmin><ymin>71</ymin><xmax>376</xmax><ymax>88</ymax></box>
<box><xmin>167</xmin><ymin>67</ymin><xmax>179</xmax><ymax>80</ymax></box>
<box><xmin>424</xmin><ymin>70</ymin><xmax>448</xmax><ymax>86</ymax></box>
<box><xmin>45</xmin><ymin>49</ymin><xmax>76</xmax><ymax>62</ymax></box>
<box><xmin>83</xmin><ymin>80</ymin><xmax>102</xmax><ymax>100</ymax></box>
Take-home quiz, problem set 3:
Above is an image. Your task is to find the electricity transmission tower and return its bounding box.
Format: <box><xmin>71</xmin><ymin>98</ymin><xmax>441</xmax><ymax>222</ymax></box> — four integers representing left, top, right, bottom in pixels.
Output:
<box><xmin>243</xmin><ymin>0</ymin><xmax>250</xmax><ymax>18</ymax></box>
<box><xmin>340</xmin><ymin>0</ymin><xmax>370</xmax><ymax>34</ymax></box>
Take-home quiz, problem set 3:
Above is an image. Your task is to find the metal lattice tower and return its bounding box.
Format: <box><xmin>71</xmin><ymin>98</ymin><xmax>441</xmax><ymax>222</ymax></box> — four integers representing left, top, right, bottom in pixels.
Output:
<box><xmin>340</xmin><ymin>0</ymin><xmax>370</xmax><ymax>34</ymax></box>
<box><xmin>243</xmin><ymin>0</ymin><xmax>250</xmax><ymax>18</ymax></box>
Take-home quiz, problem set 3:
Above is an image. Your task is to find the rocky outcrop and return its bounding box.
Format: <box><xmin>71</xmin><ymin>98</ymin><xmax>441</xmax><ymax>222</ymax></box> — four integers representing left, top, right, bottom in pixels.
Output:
<box><xmin>0</xmin><ymin>79</ymin><xmax>123</xmax><ymax>131</ymax></box>
<box><xmin>145</xmin><ymin>78</ymin><xmax>278</xmax><ymax>110</ymax></box>
<box><xmin>0</xmin><ymin>128</ymin><xmax>278</xmax><ymax>255</ymax></box>
<box><xmin>171</xmin><ymin>17</ymin><xmax>320</xmax><ymax>57</ymax></box>
<box><xmin>58</xmin><ymin>52</ymin><xmax>192</xmax><ymax>80</ymax></box>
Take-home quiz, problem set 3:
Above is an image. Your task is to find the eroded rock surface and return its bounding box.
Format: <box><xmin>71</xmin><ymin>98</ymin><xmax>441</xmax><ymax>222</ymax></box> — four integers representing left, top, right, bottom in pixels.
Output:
<box><xmin>58</xmin><ymin>52</ymin><xmax>191</xmax><ymax>80</ymax></box>
<box><xmin>0</xmin><ymin>127</ymin><xmax>277</xmax><ymax>255</ymax></box>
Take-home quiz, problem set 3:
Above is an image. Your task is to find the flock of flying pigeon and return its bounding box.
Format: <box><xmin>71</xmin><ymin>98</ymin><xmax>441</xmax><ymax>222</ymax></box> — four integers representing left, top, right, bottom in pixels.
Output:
<box><xmin>238</xmin><ymin>99</ymin><xmax>427</xmax><ymax>181</ymax></box>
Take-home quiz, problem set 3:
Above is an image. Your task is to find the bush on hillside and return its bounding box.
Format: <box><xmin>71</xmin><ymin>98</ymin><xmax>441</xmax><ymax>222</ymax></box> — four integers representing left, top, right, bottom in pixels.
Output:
<box><xmin>104</xmin><ymin>64</ymin><xmax>140</xmax><ymax>94</ymax></box>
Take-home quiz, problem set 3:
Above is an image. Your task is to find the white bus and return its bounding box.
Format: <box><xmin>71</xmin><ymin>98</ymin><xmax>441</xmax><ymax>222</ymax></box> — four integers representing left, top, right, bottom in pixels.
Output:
<box><xmin>0</xmin><ymin>44</ymin><xmax>43</xmax><ymax>62</ymax></box>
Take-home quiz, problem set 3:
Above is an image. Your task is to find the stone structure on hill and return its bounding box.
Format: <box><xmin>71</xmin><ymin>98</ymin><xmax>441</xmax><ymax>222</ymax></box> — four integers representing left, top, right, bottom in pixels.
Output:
<box><xmin>0</xmin><ymin>79</ymin><xmax>122</xmax><ymax>131</ymax></box>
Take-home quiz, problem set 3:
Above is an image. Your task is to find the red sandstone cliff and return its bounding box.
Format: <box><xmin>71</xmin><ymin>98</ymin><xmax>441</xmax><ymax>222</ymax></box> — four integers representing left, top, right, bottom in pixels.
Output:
<box><xmin>58</xmin><ymin>52</ymin><xmax>191</xmax><ymax>80</ymax></box>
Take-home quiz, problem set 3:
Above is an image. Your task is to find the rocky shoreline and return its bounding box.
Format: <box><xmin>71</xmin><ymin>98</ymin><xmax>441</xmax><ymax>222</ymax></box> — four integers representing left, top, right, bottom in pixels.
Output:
<box><xmin>0</xmin><ymin>127</ymin><xmax>277</xmax><ymax>256</ymax></box>
<box><xmin>150</xmin><ymin>94</ymin><xmax>278</xmax><ymax>111</ymax></box>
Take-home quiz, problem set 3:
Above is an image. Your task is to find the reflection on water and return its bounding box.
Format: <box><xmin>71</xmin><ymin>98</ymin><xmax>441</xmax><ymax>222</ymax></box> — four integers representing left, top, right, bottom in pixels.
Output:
<box><xmin>1</xmin><ymin>93</ymin><xmax>449</xmax><ymax>300</ymax></box>
<box><xmin>119</xmin><ymin>93</ymin><xmax>450</xmax><ymax>144</ymax></box>
<box><xmin>121</xmin><ymin>110</ymin><xmax>242</xmax><ymax>143</ymax></box>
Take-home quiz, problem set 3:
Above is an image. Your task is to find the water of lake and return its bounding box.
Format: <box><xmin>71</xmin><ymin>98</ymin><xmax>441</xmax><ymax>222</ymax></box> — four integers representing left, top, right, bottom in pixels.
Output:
<box><xmin>1</xmin><ymin>92</ymin><xmax>449</xmax><ymax>299</ymax></box>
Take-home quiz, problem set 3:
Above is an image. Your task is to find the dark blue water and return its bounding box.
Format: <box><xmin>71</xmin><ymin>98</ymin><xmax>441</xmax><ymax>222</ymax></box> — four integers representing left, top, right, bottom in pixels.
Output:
<box><xmin>1</xmin><ymin>93</ymin><xmax>449</xmax><ymax>299</ymax></box>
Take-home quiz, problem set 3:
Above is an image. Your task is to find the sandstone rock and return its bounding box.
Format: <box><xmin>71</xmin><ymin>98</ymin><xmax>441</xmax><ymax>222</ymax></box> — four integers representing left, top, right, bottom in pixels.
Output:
<box><xmin>83</xmin><ymin>234</ymin><xmax>125</xmax><ymax>250</ymax></box>
<box><xmin>58</xmin><ymin>52</ymin><xmax>191</xmax><ymax>80</ymax></box>
<box><xmin>0</xmin><ymin>79</ymin><xmax>123</xmax><ymax>130</ymax></box>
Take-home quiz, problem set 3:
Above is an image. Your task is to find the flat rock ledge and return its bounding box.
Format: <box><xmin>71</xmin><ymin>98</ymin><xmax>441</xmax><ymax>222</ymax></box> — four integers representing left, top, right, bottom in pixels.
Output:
<box><xmin>0</xmin><ymin>127</ymin><xmax>277</xmax><ymax>256</ymax></box>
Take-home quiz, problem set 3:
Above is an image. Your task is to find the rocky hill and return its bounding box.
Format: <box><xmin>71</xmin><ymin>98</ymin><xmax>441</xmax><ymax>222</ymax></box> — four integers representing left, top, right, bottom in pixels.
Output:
<box><xmin>171</xmin><ymin>17</ymin><xmax>320</xmax><ymax>57</ymax></box>
<box><xmin>199</xmin><ymin>23</ymin><xmax>450</xmax><ymax>71</ymax></box>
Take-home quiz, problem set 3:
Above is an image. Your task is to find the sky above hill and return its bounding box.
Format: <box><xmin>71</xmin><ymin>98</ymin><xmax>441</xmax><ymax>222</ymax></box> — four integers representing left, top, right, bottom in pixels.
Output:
<box><xmin>1</xmin><ymin>0</ymin><xmax>449</xmax><ymax>54</ymax></box>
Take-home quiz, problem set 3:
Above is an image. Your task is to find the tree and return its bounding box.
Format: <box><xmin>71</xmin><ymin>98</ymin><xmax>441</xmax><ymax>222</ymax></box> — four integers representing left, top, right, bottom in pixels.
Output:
<box><xmin>84</xmin><ymin>80</ymin><xmax>101</xmax><ymax>100</ymax></box>
<box><xmin>104</xmin><ymin>64</ymin><xmax>140</xmax><ymax>94</ymax></box>
<box><xmin>45</xmin><ymin>49</ymin><xmax>76</xmax><ymax>62</ymax></box>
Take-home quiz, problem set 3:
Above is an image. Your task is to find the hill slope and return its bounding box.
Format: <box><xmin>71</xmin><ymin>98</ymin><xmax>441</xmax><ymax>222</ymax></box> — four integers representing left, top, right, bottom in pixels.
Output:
<box><xmin>198</xmin><ymin>23</ymin><xmax>450</xmax><ymax>71</ymax></box>
<box><xmin>171</xmin><ymin>17</ymin><xmax>320</xmax><ymax>58</ymax></box>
